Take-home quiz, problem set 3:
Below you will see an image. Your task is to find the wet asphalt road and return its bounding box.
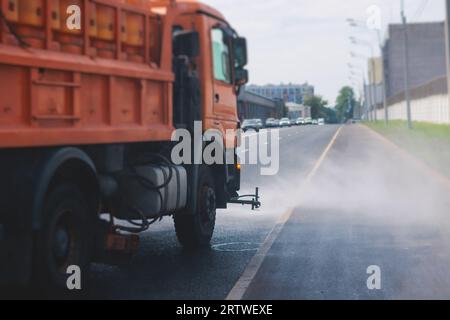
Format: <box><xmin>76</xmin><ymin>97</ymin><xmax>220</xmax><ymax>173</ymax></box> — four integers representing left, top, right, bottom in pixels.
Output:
<box><xmin>86</xmin><ymin>124</ymin><xmax>340</xmax><ymax>299</ymax></box>
<box><xmin>243</xmin><ymin>125</ymin><xmax>450</xmax><ymax>300</ymax></box>
<box><xmin>7</xmin><ymin>123</ymin><xmax>449</xmax><ymax>300</ymax></box>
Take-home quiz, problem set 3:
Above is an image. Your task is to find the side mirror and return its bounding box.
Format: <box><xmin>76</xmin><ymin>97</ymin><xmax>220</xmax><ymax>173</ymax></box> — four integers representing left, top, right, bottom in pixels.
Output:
<box><xmin>173</xmin><ymin>31</ymin><xmax>200</xmax><ymax>58</ymax></box>
<box><xmin>233</xmin><ymin>37</ymin><xmax>248</xmax><ymax>68</ymax></box>
<box><xmin>235</xmin><ymin>68</ymin><xmax>249</xmax><ymax>86</ymax></box>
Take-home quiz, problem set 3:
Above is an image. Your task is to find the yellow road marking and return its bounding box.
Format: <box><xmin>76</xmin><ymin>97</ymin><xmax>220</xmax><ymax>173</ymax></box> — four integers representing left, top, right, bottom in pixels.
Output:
<box><xmin>306</xmin><ymin>126</ymin><xmax>343</xmax><ymax>182</ymax></box>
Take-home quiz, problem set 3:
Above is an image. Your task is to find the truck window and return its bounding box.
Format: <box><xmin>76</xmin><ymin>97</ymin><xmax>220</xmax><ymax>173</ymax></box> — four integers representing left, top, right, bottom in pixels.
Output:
<box><xmin>211</xmin><ymin>28</ymin><xmax>231</xmax><ymax>84</ymax></box>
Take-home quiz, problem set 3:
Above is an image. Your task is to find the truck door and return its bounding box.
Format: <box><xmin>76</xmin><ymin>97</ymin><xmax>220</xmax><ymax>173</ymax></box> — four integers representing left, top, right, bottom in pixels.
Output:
<box><xmin>209</xmin><ymin>25</ymin><xmax>239</xmax><ymax>137</ymax></box>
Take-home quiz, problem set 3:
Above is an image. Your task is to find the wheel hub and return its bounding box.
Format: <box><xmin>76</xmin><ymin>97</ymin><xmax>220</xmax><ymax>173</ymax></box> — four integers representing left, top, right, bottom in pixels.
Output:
<box><xmin>53</xmin><ymin>226</ymin><xmax>70</xmax><ymax>262</ymax></box>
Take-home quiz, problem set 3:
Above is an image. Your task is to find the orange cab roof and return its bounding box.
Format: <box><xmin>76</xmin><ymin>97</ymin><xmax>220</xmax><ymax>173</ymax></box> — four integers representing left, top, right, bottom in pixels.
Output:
<box><xmin>177</xmin><ymin>0</ymin><xmax>225</xmax><ymax>20</ymax></box>
<box><xmin>146</xmin><ymin>0</ymin><xmax>225</xmax><ymax>20</ymax></box>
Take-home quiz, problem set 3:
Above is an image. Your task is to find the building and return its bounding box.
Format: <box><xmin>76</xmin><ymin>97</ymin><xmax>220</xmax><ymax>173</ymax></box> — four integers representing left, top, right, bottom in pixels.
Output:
<box><xmin>368</xmin><ymin>57</ymin><xmax>384</xmax><ymax>85</ymax></box>
<box><xmin>237</xmin><ymin>89</ymin><xmax>283</xmax><ymax>121</ymax></box>
<box><xmin>383</xmin><ymin>22</ymin><xmax>447</xmax><ymax>98</ymax></box>
<box><xmin>365</xmin><ymin>57</ymin><xmax>385</xmax><ymax>115</ymax></box>
<box><xmin>285</xmin><ymin>102</ymin><xmax>311</xmax><ymax>119</ymax></box>
<box><xmin>246</xmin><ymin>83</ymin><xmax>314</xmax><ymax>104</ymax></box>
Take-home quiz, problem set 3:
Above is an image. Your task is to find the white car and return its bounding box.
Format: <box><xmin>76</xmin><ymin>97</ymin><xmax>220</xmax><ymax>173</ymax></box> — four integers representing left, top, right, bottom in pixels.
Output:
<box><xmin>279</xmin><ymin>118</ymin><xmax>291</xmax><ymax>127</ymax></box>
<box><xmin>296</xmin><ymin>117</ymin><xmax>305</xmax><ymax>125</ymax></box>
<box><xmin>318</xmin><ymin>118</ymin><xmax>325</xmax><ymax>126</ymax></box>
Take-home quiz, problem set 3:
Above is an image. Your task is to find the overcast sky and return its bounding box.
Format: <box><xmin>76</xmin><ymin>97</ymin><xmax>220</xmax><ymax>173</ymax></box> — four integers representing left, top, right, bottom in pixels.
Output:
<box><xmin>204</xmin><ymin>0</ymin><xmax>446</xmax><ymax>104</ymax></box>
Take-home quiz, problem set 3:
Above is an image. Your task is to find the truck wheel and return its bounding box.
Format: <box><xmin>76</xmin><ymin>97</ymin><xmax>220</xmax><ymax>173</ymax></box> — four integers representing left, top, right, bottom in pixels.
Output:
<box><xmin>174</xmin><ymin>167</ymin><xmax>216</xmax><ymax>249</ymax></box>
<box><xmin>33</xmin><ymin>184</ymin><xmax>93</xmax><ymax>292</ymax></box>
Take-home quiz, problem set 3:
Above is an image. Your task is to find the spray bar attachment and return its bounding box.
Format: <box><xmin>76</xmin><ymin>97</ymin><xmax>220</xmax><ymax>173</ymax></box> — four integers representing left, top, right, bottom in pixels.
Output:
<box><xmin>229</xmin><ymin>187</ymin><xmax>261</xmax><ymax>210</ymax></box>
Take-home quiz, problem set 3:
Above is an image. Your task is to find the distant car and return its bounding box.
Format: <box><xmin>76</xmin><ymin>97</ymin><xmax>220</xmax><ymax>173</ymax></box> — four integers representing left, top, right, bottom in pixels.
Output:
<box><xmin>255</xmin><ymin>119</ymin><xmax>264</xmax><ymax>130</ymax></box>
<box><xmin>304</xmin><ymin>117</ymin><xmax>313</xmax><ymax>125</ymax></box>
<box><xmin>265</xmin><ymin>118</ymin><xmax>278</xmax><ymax>128</ymax></box>
<box><xmin>242</xmin><ymin>119</ymin><xmax>260</xmax><ymax>132</ymax></box>
<box><xmin>296</xmin><ymin>117</ymin><xmax>305</xmax><ymax>125</ymax></box>
<box><xmin>312</xmin><ymin>119</ymin><xmax>319</xmax><ymax>125</ymax></box>
<box><xmin>318</xmin><ymin>118</ymin><xmax>325</xmax><ymax>126</ymax></box>
<box><xmin>279</xmin><ymin>118</ymin><xmax>291</xmax><ymax>128</ymax></box>
<box><xmin>290</xmin><ymin>119</ymin><xmax>297</xmax><ymax>126</ymax></box>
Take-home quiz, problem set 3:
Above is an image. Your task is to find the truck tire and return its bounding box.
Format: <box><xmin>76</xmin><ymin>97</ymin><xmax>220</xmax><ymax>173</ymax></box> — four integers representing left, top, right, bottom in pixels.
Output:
<box><xmin>174</xmin><ymin>167</ymin><xmax>216</xmax><ymax>249</ymax></box>
<box><xmin>33</xmin><ymin>183</ymin><xmax>94</xmax><ymax>292</ymax></box>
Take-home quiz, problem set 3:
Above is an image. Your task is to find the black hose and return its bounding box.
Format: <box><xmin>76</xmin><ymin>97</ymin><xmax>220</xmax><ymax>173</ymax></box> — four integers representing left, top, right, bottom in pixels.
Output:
<box><xmin>115</xmin><ymin>207</ymin><xmax>159</xmax><ymax>234</ymax></box>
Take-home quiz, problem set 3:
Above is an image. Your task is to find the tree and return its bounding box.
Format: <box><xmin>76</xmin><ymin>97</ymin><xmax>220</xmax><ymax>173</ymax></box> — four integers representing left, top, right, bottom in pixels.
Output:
<box><xmin>335</xmin><ymin>86</ymin><xmax>359</xmax><ymax>123</ymax></box>
<box><xmin>322</xmin><ymin>106</ymin><xmax>338</xmax><ymax>124</ymax></box>
<box><xmin>304</xmin><ymin>95</ymin><xmax>338</xmax><ymax>123</ymax></box>
<box><xmin>304</xmin><ymin>95</ymin><xmax>328</xmax><ymax>119</ymax></box>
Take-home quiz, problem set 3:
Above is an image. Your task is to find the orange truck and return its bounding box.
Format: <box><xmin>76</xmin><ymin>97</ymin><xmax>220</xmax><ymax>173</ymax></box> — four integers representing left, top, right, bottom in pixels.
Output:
<box><xmin>0</xmin><ymin>0</ymin><xmax>258</xmax><ymax>289</ymax></box>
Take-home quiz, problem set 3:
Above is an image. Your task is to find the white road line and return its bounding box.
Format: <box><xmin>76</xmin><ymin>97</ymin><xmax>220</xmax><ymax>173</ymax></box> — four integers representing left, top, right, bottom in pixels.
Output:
<box><xmin>226</xmin><ymin>126</ymin><xmax>343</xmax><ymax>300</ymax></box>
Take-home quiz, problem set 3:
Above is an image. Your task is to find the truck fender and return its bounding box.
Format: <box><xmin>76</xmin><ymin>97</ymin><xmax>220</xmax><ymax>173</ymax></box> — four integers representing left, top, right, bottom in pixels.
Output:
<box><xmin>0</xmin><ymin>147</ymin><xmax>98</xmax><ymax>286</ymax></box>
<box><xmin>30</xmin><ymin>147</ymin><xmax>98</xmax><ymax>230</ymax></box>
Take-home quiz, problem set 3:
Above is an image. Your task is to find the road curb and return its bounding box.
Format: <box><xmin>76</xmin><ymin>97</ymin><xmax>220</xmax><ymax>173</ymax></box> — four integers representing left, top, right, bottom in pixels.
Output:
<box><xmin>361</xmin><ymin>124</ymin><xmax>450</xmax><ymax>192</ymax></box>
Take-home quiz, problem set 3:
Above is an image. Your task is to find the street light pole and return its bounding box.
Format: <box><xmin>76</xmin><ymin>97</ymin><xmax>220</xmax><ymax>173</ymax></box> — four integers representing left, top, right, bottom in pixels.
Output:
<box><xmin>446</xmin><ymin>0</ymin><xmax>450</xmax><ymax>124</ymax></box>
<box><xmin>366</xmin><ymin>74</ymin><xmax>373</xmax><ymax>121</ymax></box>
<box><xmin>349</xmin><ymin>74</ymin><xmax>364</xmax><ymax>119</ymax></box>
<box><xmin>348</xmin><ymin>18</ymin><xmax>388</xmax><ymax>125</ymax></box>
<box><xmin>348</xmin><ymin>61</ymin><xmax>371</xmax><ymax>120</ymax></box>
<box><xmin>401</xmin><ymin>0</ymin><xmax>413</xmax><ymax>129</ymax></box>
<box><xmin>349</xmin><ymin>54</ymin><xmax>370</xmax><ymax>120</ymax></box>
<box><xmin>376</xmin><ymin>32</ymin><xmax>389</xmax><ymax>126</ymax></box>
<box><xmin>382</xmin><ymin>53</ymin><xmax>388</xmax><ymax>126</ymax></box>
<box><xmin>350</xmin><ymin>37</ymin><xmax>378</xmax><ymax>122</ymax></box>
<box><xmin>364</xmin><ymin>77</ymin><xmax>370</xmax><ymax>120</ymax></box>
<box><xmin>369</xmin><ymin>57</ymin><xmax>378</xmax><ymax>122</ymax></box>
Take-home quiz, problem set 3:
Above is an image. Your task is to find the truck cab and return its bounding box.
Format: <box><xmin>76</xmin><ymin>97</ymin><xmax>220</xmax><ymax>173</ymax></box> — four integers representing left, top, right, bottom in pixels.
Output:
<box><xmin>171</xmin><ymin>1</ymin><xmax>249</xmax><ymax>143</ymax></box>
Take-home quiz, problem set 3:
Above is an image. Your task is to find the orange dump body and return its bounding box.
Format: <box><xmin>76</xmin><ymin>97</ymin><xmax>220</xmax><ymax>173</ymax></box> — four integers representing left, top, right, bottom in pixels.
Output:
<box><xmin>0</xmin><ymin>0</ymin><xmax>180</xmax><ymax>148</ymax></box>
